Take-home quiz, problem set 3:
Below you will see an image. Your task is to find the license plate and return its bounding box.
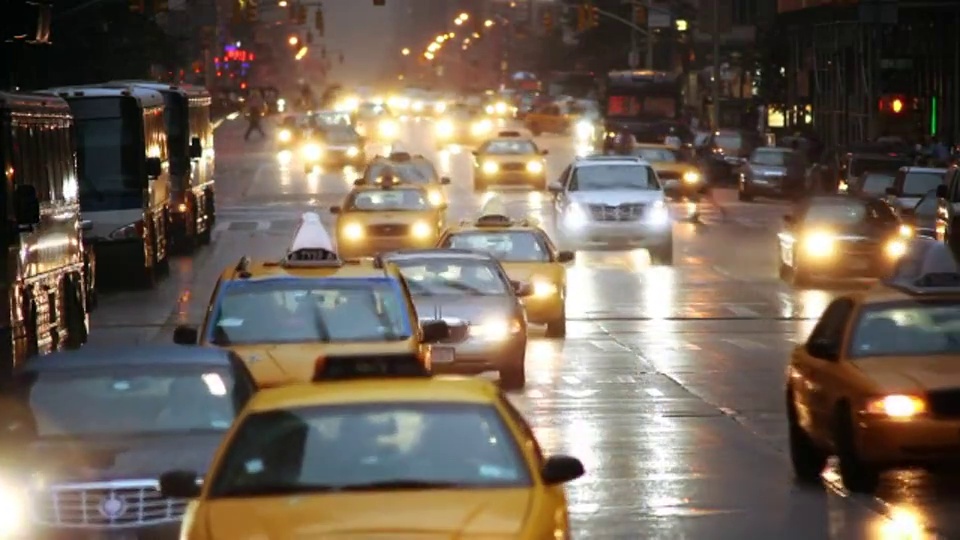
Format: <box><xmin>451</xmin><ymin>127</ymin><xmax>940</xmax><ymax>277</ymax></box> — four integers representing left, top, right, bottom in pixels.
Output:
<box><xmin>431</xmin><ymin>346</ymin><xmax>456</xmax><ymax>364</ymax></box>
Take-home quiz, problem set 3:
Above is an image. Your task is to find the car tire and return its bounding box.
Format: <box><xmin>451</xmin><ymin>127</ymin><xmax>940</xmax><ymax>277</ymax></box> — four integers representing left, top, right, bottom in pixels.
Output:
<box><xmin>545</xmin><ymin>308</ymin><xmax>566</xmax><ymax>338</ymax></box>
<box><xmin>650</xmin><ymin>243</ymin><xmax>674</xmax><ymax>265</ymax></box>
<box><xmin>787</xmin><ymin>388</ymin><xmax>827</xmax><ymax>483</ymax></box>
<box><xmin>500</xmin><ymin>360</ymin><xmax>526</xmax><ymax>391</ymax></box>
<box><xmin>833</xmin><ymin>405</ymin><xmax>881</xmax><ymax>493</ymax></box>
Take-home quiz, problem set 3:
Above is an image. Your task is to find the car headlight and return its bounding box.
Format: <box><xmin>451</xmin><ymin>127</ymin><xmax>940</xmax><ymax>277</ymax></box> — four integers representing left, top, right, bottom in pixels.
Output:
<box><xmin>646</xmin><ymin>201</ymin><xmax>670</xmax><ymax>225</ymax></box>
<box><xmin>427</xmin><ymin>189</ymin><xmax>444</xmax><ymax>207</ymax></box>
<box><xmin>532</xmin><ymin>281</ymin><xmax>558</xmax><ymax>297</ymax></box>
<box><xmin>412</xmin><ymin>101</ymin><xmax>424</xmax><ymax>112</ymax></box>
<box><xmin>436</xmin><ymin>120</ymin><xmax>454</xmax><ymax>137</ymax></box>
<box><xmin>469</xmin><ymin>319</ymin><xmax>520</xmax><ymax>340</ymax></box>
<box><xmin>379</xmin><ymin>120</ymin><xmax>398</xmax><ymax>138</ymax></box>
<box><xmin>482</xmin><ymin>161</ymin><xmax>499</xmax><ymax>174</ymax></box>
<box><xmin>434</xmin><ymin>102</ymin><xmax>446</xmax><ymax>114</ymax></box>
<box><xmin>565</xmin><ymin>203</ymin><xmax>589</xmax><ymax>227</ymax></box>
<box><xmin>471</xmin><ymin>119</ymin><xmax>492</xmax><ymax>135</ymax></box>
<box><xmin>411</xmin><ymin>221</ymin><xmax>432</xmax><ymax>238</ymax></box>
<box><xmin>302</xmin><ymin>143</ymin><xmax>322</xmax><ymax>161</ymax></box>
<box><xmin>277</xmin><ymin>149</ymin><xmax>293</xmax><ymax>165</ymax></box>
<box><xmin>108</xmin><ymin>221</ymin><xmax>143</xmax><ymax>240</ymax></box>
<box><xmin>346</xmin><ymin>146</ymin><xmax>360</xmax><ymax>157</ymax></box>
<box><xmin>341</xmin><ymin>223</ymin><xmax>364</xmax><ymax>240</ymax></box>
<box><xmin>485</xmin><ymin>104</ymin><xmax>495</xmax><ymax>115</ymax></box>
<box><xmin>575</xmin><ymin>121</ymin><xmax>593</xmax><ymax>139</ymax></box>
<box><xmin>682</xmin><ymin>171</ymin><xmax>701</xmax><ymax>184</ymax></box>
<box><xmin>494</xmin><ymin>102</ymin><xmax>508</xmax><ymax>114</ymax></box>
<box><xmin>864</xmin><ymin>395</ymin><xmax>926</xmax><ymax>418</ymax></box>
<box><xmin>804</xmin><ymin>232</ymin><xmax>835</xmax><ymax>257</ymax></box>
<box><xmin>898</xmin><ymin>224</ymin><xmax>913</xmax><ymax>238</ymax></box>
<box><xmin>278</xmin><ymin>129</ymin><xmax>292</xmax><ymax>143</ymax></box>
<box><xmin>0</xmin><ymin>482</ymin><xmax>27</xmax><ymax>537</ymax></box>
<box><xmin>886</xmin><ymin>238</ymin><xmax>907</xmax><ymax>258</ymax></box>
<box><xmin>526</xmin><ymin>160</ymin><xmax>543</xmax><ymax>174</ymax></box>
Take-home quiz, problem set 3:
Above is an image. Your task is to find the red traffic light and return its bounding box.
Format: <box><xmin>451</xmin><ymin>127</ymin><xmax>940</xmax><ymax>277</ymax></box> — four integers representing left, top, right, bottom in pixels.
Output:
<box><xmin>891</xmin><ymin>98</ymin><xmax>903</xmax><ymax>113</ymax></box>
<box><xmin>879</xmin><ymin>95</ymin><xmax>909</xmax><ymax>114</ymax></box>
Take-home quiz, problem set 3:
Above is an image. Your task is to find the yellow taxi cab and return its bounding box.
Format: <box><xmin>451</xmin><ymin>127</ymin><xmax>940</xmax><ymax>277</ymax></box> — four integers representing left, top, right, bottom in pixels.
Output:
<box><xmin>632</xmin><ymin>143</ymin><xmax>703</xmax><ymax>218</ymax></box>
<box><xmin>332</xmin><ymin>177</ymin><xmax>446</xmax><ymax>259</ymax></box>
<box><xmin>472</xmin><ymin>131</ymin><xmax>549</xmax><ymax>192</ymax></box>
<box><xmin>786</xmin><ymin>239</ymin><xmax>960</xmax><ymax>493</ymax></box>
<box><xmin>158</xmin><ymin>356</ymin><xmax>585</xmax><ymax>538</ymax></box>
<box><xmin>438</xmin><ymin>197</ymin><xmax>573</xmax><ymax>337</ymax></box>
<box><xmin>172</xmin><ymin>212</ymin><xmax>458</xmax><ymax>387</ymax></box>
<box><xmin>524</xmin><ymin>102</ymin><xmax>570</xmax><ymax>136</ymax></box>
<box><xmin>360</xmin><ymin>151</ymin><xmax>451</xmax><ymax>207</ymax></box>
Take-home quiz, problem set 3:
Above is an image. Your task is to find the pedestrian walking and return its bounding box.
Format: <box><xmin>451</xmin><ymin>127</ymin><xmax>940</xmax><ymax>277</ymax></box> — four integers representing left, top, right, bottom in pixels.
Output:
<box><xmin>244</xmin><ymin>93</ymin><xmax>266</xmax><ymax>141</ymax></box>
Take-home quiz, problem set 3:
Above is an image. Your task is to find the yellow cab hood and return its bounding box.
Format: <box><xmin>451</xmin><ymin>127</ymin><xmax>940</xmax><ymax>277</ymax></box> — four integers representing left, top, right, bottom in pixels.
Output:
<box><xmin>487</xmin><ymin>153</ymin><xmax>537</xmax><ymax>163</ymax></box>
<box><xmin>857</xmin><ymin>356</ymin><xmax>960</xmax><ymax>393</ymax></box>
<box><xmin>500</xmin><ymin>262</ymin><xmax>563</xmax><ymax>285</ymax></box>
<box><xmin>351</xmin><ymin>211</ymin><xmax>434</xmax><ymax>225</ymax></box>
<box><xmin>201</xmin><ymin>489</ymin><xmax>531</xmax><ymax>539</ymax></box>
<box><xmin>229</xmin><ymin>341</ymin><xmax>413</xmax><ymax>387</ymax></box>
<box><xmin>652</xmin><ymin>162</ymin><xmax>694</xmax><ymax>175</ymax></box>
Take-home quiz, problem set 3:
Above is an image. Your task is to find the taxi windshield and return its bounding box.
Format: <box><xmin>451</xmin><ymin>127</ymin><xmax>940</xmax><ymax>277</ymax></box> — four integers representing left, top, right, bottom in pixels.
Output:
<box><xmin>394</xmin><ymin>258</ymin><xmax>510</xmax><ymax>296</ymax></box>
<box><xmin>848</xmin><ymin>301</ymin><xmax>960</xmax><ymax>358</ymax></box>
<box><xmin>365</xmin><ymin>162</ymin><xmax>435</xmax><ymax>184</ymax></box>
<box><xmin>902</xmin><ymin>172</ymin><xmax>944</xmax><ymax>197</ymax></box>
<box><xmin>804</xmin><ymin>202</ymin><xmax>866</xmax><ymax>225</ymax></box>
<box><xmin>481</xmin><ymin>140</ymin><xmax>536</xmax><ymax>154</ymax></box>
<box><xmin>570</xmin><ymin>165</ymin><xmax>656</xmax><ymax>191</ymax></box>
<box><xmin>0</xmin><ymin>365</ymin><xmax>238</xmax><ymax>438</ymax></box>
<box><xmin>208</xmin><ymin>278</ymin><xmax>411</xmax><ymax>345</ymax></box>
<box><xmin>208</xmin><ymin>402</ymin><xmax>531</xmax><ymax>497</ymax></box>
<box><xmin>349</xmin><ymin>189</ymin><xmax>428</xmax><ymax>211</ymax></box>
<box><xmin>634</xmin><ymin>148</ymin><xmax>676</xmax><ymax>162</ymax></box>
<box><xmin>441</xmin><ymin>231</ymin><xmax>550</xmax><ymax>262</ymax></box>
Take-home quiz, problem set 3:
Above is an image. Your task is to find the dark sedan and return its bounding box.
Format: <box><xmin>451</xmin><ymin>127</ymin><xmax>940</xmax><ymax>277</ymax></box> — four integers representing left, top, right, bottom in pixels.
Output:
<box><xmin>738</xmin><ymin>147</ymin><xmax>804</xmax><ymax>201</ymax></box>
<box><xmin>776</xmin><ymin>195</ymin><xmax>910</xmax><ymax>285</ymax></box>
<box><xmin>0</xmin><ymin>345</ymin><xmax>256</xmax><ymax>539</ymax></box>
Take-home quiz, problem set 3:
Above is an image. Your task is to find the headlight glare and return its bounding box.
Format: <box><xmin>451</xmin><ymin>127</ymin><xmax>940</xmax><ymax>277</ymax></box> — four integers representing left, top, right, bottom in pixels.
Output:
<box><xmin>379</xmin><ymin>120</ymin><xmax>398</xmax><ymax>138</ymax></box>
<box><xmin>526</xmin><ymin>160</ymin><xmax>543</xmax><ymax>174</ymax></box>
<box><xmin>0</xmin><ymin>482</ymin><xmax>26</xmax><ymax>536</ymax></box>
<box><xmin>482</xmin><ymin>161</ymin><xmax>499</xmax><ymax>174</ymax></box>
<box><xmin>532</xmin><ymin>281</ymin><xmax>558</xmax><ymax>297</ymax></box>
<box><xmin>647</xmin><ymin>206</ymin><xmax>669</xmax><ymax>225</ymax></box>
<box><xmin>898</xmin><ymin>224</ymin><xmax>913</xmax><ymax>237</ymax></box>
<box><xmin>342</xmin><ymin>223</ymin><xmax>364</xmax><ymax>240</ymax></box>
<box><xmin>346</xmin><ymin>146</ymin><xmax>359</xmax><ymax>157</ymax></box>
<box><xmin>436</xmin><ymin>120</ymin><xmax>454</xmax><ymax>137</ymax></box>
<box><xmin>682</xmin><ymin>171</ymin><xmax>701</xmax><ymax>183</ymax></box>
<box><xmin>575</xmin><ymin>121</ymin><xmax>593</xmax><ymax>139</ymax></box>
<box><xmin>803</xmin><ymin>232</ymin><xmax>835</xmax><ymax>257</ymax></box>
<box><xmin>864</xmin><ymin>395</ymin><xmax>926</xmax><ymax>418</ymax></box>
<box><xmin>427</xmin><ymin>190</ymin><xmax>444</xmax><ymax>207</ymax></box>
<box><xmin>886</xmin><ymin>239</ymin><xmax>907</xmax><ymax>258</ymax></box>
<box><xmin>411</xmin><ymin>221</ymin><xmax>432</xmax><ymax>238</ymax></box>
<box><xmin>302</xmin><ymin>143</ymin><xmax>322</xmax><ymax>161</ymax></box>
<box><xmin>565</xmin><ymin>203</ymin><xmax>588</xmax><ymax>227</ymax></box>
<box><xmin>278</xmin><ymin>129</ymin><xmax>292</xmax><ymax>143</ymax></box>
<box><xmin>469</xmin><ymin>319</ymin><xmax>520</xmax><ymax>340</ymax></box>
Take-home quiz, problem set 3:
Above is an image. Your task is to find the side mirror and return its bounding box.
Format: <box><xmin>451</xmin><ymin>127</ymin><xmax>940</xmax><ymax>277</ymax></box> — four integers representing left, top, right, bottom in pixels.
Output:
<box><xmin>353</xmin><ymin>178</ymin><xmax>364</xmax><ymax>186</ymax></box>
<box><xmin>782</xmin><ymin>214</ymin><xmax>794</xmax><ymax>225</ymax></box>
<box><xmin>440</xmin><ymin>176</ymin><xmax>451</xmax><ymax>185</ymax></box>
<box><xmin>547</xmin><ymin>182</ymin><xmax>563</xmax><ymax>193</ymax></box>
<box><xmin>145</xmin><ymin>157</ymin><xmax>162</xmax><ymax>179</ymax></box>
<box><xmin>512</xmin><ymin>280</ymin><xmax>533</xmax><ymax>297</ymax></box>
<box><xmin>330</xmin><ymin>206</ymin><xmax>341</xmax><ymax>214</ymax></box>
<box><xmin>189</xmin><ymin>137</ymin><xmax>202</xmax><ymax>159</ymax></box>
<box><xmin>662</xmin><ymin>179</ymin><xmax>680</xmax><ymax>198</ymax></box>
<box><xmin>13</xmin><ymin>185</ymin><xmax>40</xmax><ymax>226</ymax></box>
<box><xmin>541</xmin><ymin>149</ymin><xmax>549</xmax><ymax>155</ymax></box>
<box><xmin>158</xmin><ymin>470</ymin><xmax>202</xmax><ymax>499</ymax></box>
<box><xmin>471</xmin><ymin>150</ymin><xmax>478</xmax><ymax>156</ymax></box>
<box><xmin>541</xmin><ymin>455</ymin><xmax>585</xmax><ymax>485</ymax></box>
<box><xmin>937</xmin><ymin>184</ymin><xmax>949</xmax><ymax>198</ymax></box>
<box><xmin>444</xmin><ymin>319</ymin><xmax>470</xmax><ymax>342</ymax></box>
<box><xmin>172</xmin><ymin>325</ymin><xmax>199</xmax><ymax>345</ymax></box>
<box><xmin>420</xmin><ymin>319</ymin><xmax>451</xmax><ymax>343</ymax></box>
<box><xmin>806</xmin><ymin>338</ymin><xmax>838</xmax><ymax>361</ymax></box>
<box><xmin>885</xmin><ymin>186</ymin><xmax>899</xmax><ymax>196</ymax></box>
<box><xmin>557</xmin><ymin>250</ymin><xmax>575</xmax><ymax>263</ymax></box>
<box><xmin>80</xmin><ymin>220</ymin><xmax>93</xmax><ymax>231</ymax></box>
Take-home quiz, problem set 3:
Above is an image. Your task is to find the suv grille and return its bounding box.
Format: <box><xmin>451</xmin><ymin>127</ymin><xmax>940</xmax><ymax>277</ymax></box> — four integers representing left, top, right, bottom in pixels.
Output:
<box><xmin>500</xmin><ymin>162</ymin><xmax>525</xmax><ymax>171</ymax></box>
<box><xmin>836</xmin><ymin>237</ymin><xmax>879</xmax><ymax>257</ymax></box>
<box><xmin>33</xmin><ymin>481</ymin><xmax>188</xmax><ymax>527</ymax></box>
<box><xmin>367</xmin><ymin>224</ymin><xmax>410</xmax><ymax>236</ymax></box>
<box><xmin>587</xmin><ymin>203</ymin><xmax>645</xmax><ymax>222</ymax></box>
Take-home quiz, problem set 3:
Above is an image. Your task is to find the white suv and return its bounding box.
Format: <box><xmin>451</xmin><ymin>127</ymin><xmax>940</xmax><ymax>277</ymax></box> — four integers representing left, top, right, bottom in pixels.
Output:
<box><xmin>549</xmin><ymin>156</ymin><xmax>674</xmax><ymax>264</ymax></box>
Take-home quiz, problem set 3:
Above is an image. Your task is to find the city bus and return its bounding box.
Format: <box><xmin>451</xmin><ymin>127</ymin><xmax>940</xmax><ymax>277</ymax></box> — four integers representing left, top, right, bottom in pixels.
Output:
<box><xmin>45</xmin><ymin>86</ymin><xmax>171</xmax><ymax>288</ymax></box>
<box><xmin>106</xmin><ymin>81</ymin><xmax>216</xmax><ymax>250</ymax></box>
<box><xmin>603</xmin><ymin>70</ymin><xmax>684</xmax><ymax>143</ymax></box>
<box><xmin>0</xmin><ymin>91</ymin><xmax>89</xmax><ymax>378</ymax></box>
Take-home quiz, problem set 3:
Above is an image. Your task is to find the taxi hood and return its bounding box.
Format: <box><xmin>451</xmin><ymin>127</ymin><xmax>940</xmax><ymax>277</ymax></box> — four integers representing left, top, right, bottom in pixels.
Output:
<box><xmin>497</xmin><ymin>262</ymin><xmax>561</xmax><ymax>284</ymax></box>
<box><xmin>351</xmin><ymin>211</ymin><xmax>432</xmax><ymax>224</ymax></box>
<box><xmin>856</xmin><ymin>356</ymin><xmax>960</xmax><ymax>392</ymax></box>
<box><xmin>201</xmin><ymin>489</ymin><xmax>531</xmax><ymax>538</ymax></box>
<box><xmin>230</xmin><ymin>342</ymin><xmax>414</xmax><ymax>386</ymax></box>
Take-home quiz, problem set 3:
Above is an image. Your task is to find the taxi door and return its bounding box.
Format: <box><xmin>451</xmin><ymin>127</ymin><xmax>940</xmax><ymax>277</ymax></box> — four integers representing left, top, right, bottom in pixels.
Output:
<box><xmin>526</xmin><ymin>104</ymin><xmax>562</xmax><ymax>136</ymax></box>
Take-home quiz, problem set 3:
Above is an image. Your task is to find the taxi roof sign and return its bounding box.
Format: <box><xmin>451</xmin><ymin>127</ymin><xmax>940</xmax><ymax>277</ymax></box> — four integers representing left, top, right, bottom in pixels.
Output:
<box><xmin>884</xmin><ymin>239</ymin><xmax>960</xmax><ymax>294</ymax></box>
<box><xmin>314</xmin><ymin>354</ymin><xmax>430</xmax><ymax>381</ymax></box>
<box><xmin>284</xmin><ymin>212</ymin><xmax>341</xmax><ymax>266</ymax></box>
<box><xmin>497</xmin><ymin>130</ymin><xmax>522</xmax><ymax>137</ymax></box>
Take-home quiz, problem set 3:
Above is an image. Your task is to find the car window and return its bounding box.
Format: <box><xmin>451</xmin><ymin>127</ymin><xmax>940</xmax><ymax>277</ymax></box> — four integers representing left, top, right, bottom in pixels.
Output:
<box><xmin>915</xmin><ymin>190</ymin><xmax>939</xmax><ymax>217</ymax></box>
<box><xmin>0</xmin><ymin>365</ymin><xmax>239</xmax><ymax>438</ymax></box>
<box><xmin>394</xmin><ymin>258</ymin><xmax>510</xmax><ymax>296</ymax></box>
<box><xmin>859</xmin><ymin>173</ymin><xmax>896</xmax><ymax>196</ymax></box>
<box><xmin>750</xmin><ymin>150</ymin><xmax>789</xmax><ymax>166</ymax></box>
<box><xmin>441</xmin><ymin>231</ymin><xmax>550</xmax><ymax>262</ymax></box>
<box><xmin>208</xmin><ymin>278</ymin><xmax>411</xmax><ymax>345</ymax></box>
<box><xmin>348</xmin><ymin>189</ymin><xmax>428</xmax><ymax>211</ymax></box>
<box><xmin>569</xmin><ymin>164</ymin><xmax>657</xmax><ymax>191</ymax></box>
<box><xmin>803</xmin><ymin>201</ymin><xmax>866</xmax><ymax>225</ymax></box>
<box><xmin>902</xmin><ymin>172</ymin><xmax>945</xmax><ymax>197</ymax></box>
<box><xmin>633</xmin><ymin>148</ymin><xmax>676</xmax><ymax>162</ymax></box>
<box><xmin>480</xmin><ymin>140</ymin><xmax>537</xmax><ymax>154</ymax></box>
<box><xmin>364</xmin><ymin>161</ymin><xmax>436</xmax><ymax>183</ymax></box>
<box><xmin>848</xmin><ymin>301</ymin><xmax>960</xmax><ymax>358</ymax></box>
<box><xmin>208</xmin><ymin>402</ymin><xmax>532</xmax><ymax>497</ymax></box>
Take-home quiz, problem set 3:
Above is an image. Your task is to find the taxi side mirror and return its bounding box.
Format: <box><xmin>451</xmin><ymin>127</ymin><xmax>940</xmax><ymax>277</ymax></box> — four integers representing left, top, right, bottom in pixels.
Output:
<box><xmin>159</xmin><ymin>470</ymin><xmax>201</xmax><ymax>499</ymax></box>
<box><xmin>421</xmin><ymin>320</ymin><xmax>450</xmax><ymax>343</ymax></box>
<box><xmin>541</xmin><ymin>149</ymin><xmax>549</xmax><ymax>155</ymax></box>
<box><xmin>354</xmin><ymin>178</ymin><xmax>364</xmax><ymax>186</ymax></box>
<box><xmin>547</xmin><ymin>182</ymin><xmax>563</xmax><ymax>193</ymax></box>
<box><xmin>512</xmin><ymin>280</ymin><xmax>533</xmax><ymax>297</ymax></box>
<box><xmin>440</xmin><ymin>176</ymin><xmax>451</xmax><ymax>185</ymax></box>
<box><xmin>189</xmin><ymin>137</ymin><xmax>203</xmax><ymax>159</ymax></box>
<box><xmin>806</xmin><ymin>338</ymin><xmax>838</xmax><ymax>361</ymax></box>
<box><xmin>173</xmin><ymin>325</ymin><xmax>199</xmax><ymax>345</ymax></box>
<box><xmin>330</xmin><ymin>206</ymin><xmax>341</xmax><ymax>214</ymax></box>
<box><xmin>937</xmin><ymin>184</ymin><xmax>949</xmax><ymax>199</ymax></box>
<box><xmin>471</xmin><ymin>150</ymin><xmax>478</xmax><ymax>156</ymax></box>
<box><xmin>557</xmin><ymin>250</ymin><xmax>575</xmax><ymax>263</ymax></box>
<box><xmin>541</xmin><ymin>455</ymin><xmax>585</xmax><ymax>485</ymax></box>
<box><xmin>885</xmin><ymin>186</ymin><xmax>899</xmax><ymax>196</ymax></box>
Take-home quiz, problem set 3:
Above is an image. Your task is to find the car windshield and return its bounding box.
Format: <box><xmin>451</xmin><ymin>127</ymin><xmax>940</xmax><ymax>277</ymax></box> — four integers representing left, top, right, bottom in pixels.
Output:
<box><xmin>848</xmin><ymin>301</ymin><xmax>960</xmax><ymax>358</ymax></box>
<box><xmin>208</xmin><ymin>278</ymin><xmax>411</xmax><ymax>345</ymax></box>
<box><xmin>208</xmin><ymin>402</ymin><xmax>531</xmax><ymax>497</ymax></box>
<box><xmin>349</xmin><ymin>189</ymin><xmax>428</xmax><ymax>211</ymax></box>
<box><xmin>316</xmin><ymin>113</ymin><xmax>351</xmax><ymax>126</ymax></box>
<box><xmin>394</xmin><ymin>258</ymin><xmax>510</xmax><ymax>296</ymax></box>
<box><xmin>570</xmin><ymin>165</ymin><xmax>657</xmax><ymax>191</ymax></box>
<box><xmin>634</xmin><ymin>148</ymin><xmax>676</xmax><ymax>162</ymax></box>
<box><xmin>714</xmin><ymin>134</ymin><xmax>743</xmax><ymax>151</ymax></box>
<box><xmin>860</xmin><ymin>173</ymin><xmax>896</xmax><ymax>196</ymax></box>
<box><xmin>441</xmin><ymin>231</ymin><xmax>550</xmax><ymax>262</ymax></box>
<box><xmin>0</xmin><ymin>365</ymin><xmax>238</xmax><ymax>438</ymax></box>
<box><xmin>481</xmin><ymin>140</ymin><xmax>537</xmax><ymax>154</ymax></box>
<box><xmin>803</xmin><ymin>201</ymin><xmax>866</xmax><ymax>225</ymax></box>
<box><xmin>902</xmin><ymin>172</ymin><xmax>945</xmax><ymax>197</ymax></box>
<box><xmin>321</xmin><ymin>129</ymin><xmax>359</xmax><ymax>144</ymax></box>
<box><xmin>751</xmin><ymin>150</ymin><xmax>789</xmax><ymax>166</ymax></box>
<box><xmin>365</xmin><ymin>162</ymin><xmax>435</xmax><ymax>184</ymax></box>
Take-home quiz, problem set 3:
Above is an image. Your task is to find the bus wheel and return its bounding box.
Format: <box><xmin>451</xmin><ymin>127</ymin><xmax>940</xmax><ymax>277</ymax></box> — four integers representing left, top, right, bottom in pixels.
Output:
<box><xmin>64</xmin><ymin>273</ymin><xmax>88</xmax><ymax>348</ymax></box>
<box><xmin>22</xmin><ymin>289</ymin><xmax>39</xmax><ymax>358</ymax></box>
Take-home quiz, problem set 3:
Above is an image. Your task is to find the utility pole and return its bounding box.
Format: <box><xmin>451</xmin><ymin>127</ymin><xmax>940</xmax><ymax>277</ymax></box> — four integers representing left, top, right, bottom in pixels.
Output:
<box><xmin>711</xmin><ymin>0</ymin><xmax>720</xmax><ymax>130</ymax></box>
<box><xmin>629</xmin><ymin>3</ymin><xmax>638</xmax><ymax>68</ymax></box>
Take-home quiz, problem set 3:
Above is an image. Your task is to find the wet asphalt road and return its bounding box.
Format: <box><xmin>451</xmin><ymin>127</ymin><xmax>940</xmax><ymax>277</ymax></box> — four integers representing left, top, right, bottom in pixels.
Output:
<box><xmin>89</xmin><ymin>117</ymin><xmax>955</xmax><ymax>539</ymax></box>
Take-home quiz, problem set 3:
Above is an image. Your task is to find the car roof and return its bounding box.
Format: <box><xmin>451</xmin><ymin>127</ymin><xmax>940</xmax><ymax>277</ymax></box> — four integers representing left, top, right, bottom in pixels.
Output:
<box><xmin>43</xmin><ymin>86</ymin><xmax>165</xmax><ymax>108</ymax></box>
<box><xmin>483</xmin><ymin>138</ymin><xmax>535</xmax><ymax>146</ymax></box>
<box><xmin>246</xmin><ymin>376</ymin><xmax>500</xmax><ymax>412</ymax></box>
<box><xmin>574</xmin><ymin>157</ymin><xmax>650</xmax><ymax>167</ymax></box>
<box><xmin>382</xmin><ymin>248</ymin><xmax>496</xmax><ymax>262</ymax></box>
<box><xmin>350</xmin><ymin>183</ymin><xmax>426</xmax><ymax>193</ymax></box>
<box><xmin>19</xmin><ymin>345</ymin><xmax>235</xmax><ymax>373</ymax></box>
<box><xmin>900</xmin><ymin>167</ymin><xmax>947</xmax><ymax>174</ymax></box>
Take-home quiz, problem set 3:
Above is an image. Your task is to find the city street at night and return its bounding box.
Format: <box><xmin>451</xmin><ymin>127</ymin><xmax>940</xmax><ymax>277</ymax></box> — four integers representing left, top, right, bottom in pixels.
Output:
<box><xmin>83</xmin><ymin>117</ymin><xmax>954</xmax><ymax>539</ymax></box>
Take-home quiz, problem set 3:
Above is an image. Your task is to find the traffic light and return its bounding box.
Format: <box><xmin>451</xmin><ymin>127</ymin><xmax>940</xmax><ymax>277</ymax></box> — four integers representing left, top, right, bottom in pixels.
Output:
<box><xmin>634</xmin><ymin>5</ymin><xmax>647</xmax><ymax>27</ymax></box>
<box><xmin>879</xmin><ymin>94</ymin><xmax>909</xmax><ymax>114</ymax></box>
<box><xmin>542</xmin><ymin>11</ymin><xmax>553</xmax><ymax>31</ymax></box>
<box><xmin>296</xmin><ymin>4</ymin><xmax>306</xmax><ymax>24</ymax></box>
<box><xmin>246</xmin><ymin>0</ymin><xmax>258</xmax><ymax>21</ymax></box>
<box><xmin>589</xmin><ymin>5</ymin><xmax>599</xmax><ymax>27</ymax></box>
<box><xmin>576</xmin><ymin>4</ymin><xmax>587</xmax><ymax>31</ymax></box>
<box><xmin>315</xmin><ymin>9</ymin><xmax>324</xmax><ymax>35</ymax></box>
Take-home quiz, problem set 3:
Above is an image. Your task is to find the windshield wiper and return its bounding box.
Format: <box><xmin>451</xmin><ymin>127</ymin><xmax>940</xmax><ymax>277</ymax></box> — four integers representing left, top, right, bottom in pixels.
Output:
<box><xmin>337</xmin><ymin>480</ymin><xmax>462</xmax><ymax>491</ymax></box>
<box><xmin>219</xmin><ymin>483</ymin><xmax>339</xmax><ymax>497</ymax></box>
<box><xmin>439</xmin><ymin>280</ymin><xmax>486</xmax><ymax>295</ymax></box>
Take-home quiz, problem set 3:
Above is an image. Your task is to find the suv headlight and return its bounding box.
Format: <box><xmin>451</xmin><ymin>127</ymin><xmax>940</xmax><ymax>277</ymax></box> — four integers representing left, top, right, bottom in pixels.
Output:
<box><xmin>646</xmin><ymin>201</ymin><xmax>669</xmax><ymax>225</ymax></box>
<box><xmin>278</xmin><ymin>129</ymin><xmax>292</xmax><ymax>142</ymax></box>
<box><xmin>682</xmin><ymin>171</ymin><xmax>701</xmax><ymax>184</ymax></box>
<box><xmin>526</xmin><ymin>160</ymin><xmax>543</xmax><ymax>173</ymax></box>
<box><xmin>302</xmin><ymin>143</ymin><xmax>322</xmax><ymax>161</ymax></box>
<box><xmin>411</xmin><ymin>221</ymin><xmax>432</xmax><ymax>238</ymax></box>
<box><xmin>0</xmin><ymin>481</ymin><xmax>27</xmax><ymax>537</ymax></box>
<box><xmin>482</xmin><ymin>161</ymin><xmax>499</xmax><ymax>174</ymax></box>
<box><xmin>575</xmin><ymin>121</ymin><xmax>593</xmax><ymax>139</ymax></box>
<box><xmin>565</xmin><ymin>203</ymin><xmax>589</xmax><ymax>227</ymax></box>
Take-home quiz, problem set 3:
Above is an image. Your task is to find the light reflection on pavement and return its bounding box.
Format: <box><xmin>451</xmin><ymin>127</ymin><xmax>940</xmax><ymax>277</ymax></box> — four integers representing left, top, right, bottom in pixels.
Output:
<box><xmin>87</xmin><ymin>116</ymin><xmax>949</xmax><ymax>539</ymax></box>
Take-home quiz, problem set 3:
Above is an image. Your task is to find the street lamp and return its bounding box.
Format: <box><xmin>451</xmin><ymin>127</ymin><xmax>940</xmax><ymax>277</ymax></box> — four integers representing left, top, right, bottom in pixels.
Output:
<box><xmin>288</xmin><ymin>36</ymin><xmax>299</xmax><ymax>46</ymax></box>
<box><xmin>454</xmin><ymin>18</ymin><xmax>463</xmax><ymax>26</ymax></box>
<box><xmin>295</xmin><ymin>46</ymin><xmax>308</xmax><ymax>60</ymax></box>
<box><xmin>278</xmin><ymin>0</ymin><xmax>287</xmax><ymax>6</ymax></box>
<box><xmin>484</xmin><ymin>19</ymin><xmax>493</xmax><ymax>28</ymax></box>
<box><xmin>424</xmin><ymin>52</ymin><xmax>434</xmax><ymax>60</ymax></box>
<box><xmin>458</xmin><ymin>12</ymin><xmax>469</xmax><ymax>20</ymax></box>
<box><xmin>401</xmin><ymin>47</ymin><xmax>410</xmax><ymax>56</ymax></box>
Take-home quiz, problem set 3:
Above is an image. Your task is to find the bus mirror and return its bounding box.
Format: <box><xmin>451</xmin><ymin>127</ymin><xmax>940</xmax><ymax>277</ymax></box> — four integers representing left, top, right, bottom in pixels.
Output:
<box><xmin>146</xmin><ymin>157</ymin><xmax>162</xmax><ymax>179</ymax></box>
<box><xmin>14</xmin><ymin>185</ymin><xmax>40</xmax><ymax>226</ymax></box>
<box><xmin>189</xmin><ymin>137</ymin><xmax>202</xmax><ymax>159</ymax></box>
